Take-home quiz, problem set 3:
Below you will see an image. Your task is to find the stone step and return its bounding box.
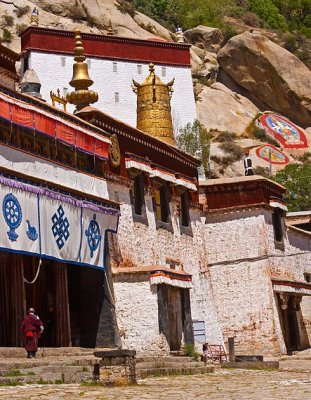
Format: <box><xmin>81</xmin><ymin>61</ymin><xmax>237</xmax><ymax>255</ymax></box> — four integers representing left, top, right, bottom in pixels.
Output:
<box><xmin>136</xmin><ymin>356</ymin><xmax>196</xmax><ymax>364</ymax></box>
<box><xmin>0</xmin><ymin>370</ymin><xmax>94</xmax><ymax>385</ymax></box>
<box><xmin>137</xmin><ymin>365</ymin><xmax>214</xmax><ymax>379</ymax></box>
<box><xmin>0</xmin><ymin>347</ymin><xmax>111</xmax><ymax>358</ymax></box>
<box><xmin>136</xmin><ymin>361</ymin><xmax>205</xmax><ymax>369</ymax></box>
<box><xmin>0</xmin><ymin>355</ymin><xmax>101</xmax><ymax>372</ymax></box>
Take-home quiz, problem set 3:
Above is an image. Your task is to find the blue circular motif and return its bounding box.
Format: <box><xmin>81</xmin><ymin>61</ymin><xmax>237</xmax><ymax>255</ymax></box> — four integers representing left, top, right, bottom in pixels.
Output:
<box><xmin>3</xmin><ymin>193</ymin><xmax>22</xmax><ymax>229</ymax></box>
<box><xmin>85</xmin><ymin>214</ymin><xmax>101</xmax><ymax>258</ymax></box>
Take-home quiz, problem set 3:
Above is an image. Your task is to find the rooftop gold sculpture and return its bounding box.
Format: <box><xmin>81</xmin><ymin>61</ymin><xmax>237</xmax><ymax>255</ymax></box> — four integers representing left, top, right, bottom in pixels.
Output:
<box><xmin>50</xmin><ymin>89</ymin><xmax>67</xmax><ymax>111</ymax></box>
<box><xmin>66</xmin><ymin>29</ymin><xmax>98</xmax><ymax>112</ymax></box>
<box><xmin>132</xmin><ymin>63</ymin><xmax>175</xmax><ymax>146</ymax></box>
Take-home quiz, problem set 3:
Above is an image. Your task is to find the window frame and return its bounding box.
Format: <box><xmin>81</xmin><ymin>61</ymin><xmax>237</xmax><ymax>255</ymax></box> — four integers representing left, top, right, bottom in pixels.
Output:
<box><xmin>272</xmin><ymin>209</ymin><xmax>285</xmax><ymax>250</ymax></box>
<box><xmin>130</xmin><ymin>173</ymin><xmax>148</xmax><ymax>225</ymax></box>
<box><xmin>153</xmin><ymin>182</ymin><xmax>173</xmax><ymax>231</ymax></box>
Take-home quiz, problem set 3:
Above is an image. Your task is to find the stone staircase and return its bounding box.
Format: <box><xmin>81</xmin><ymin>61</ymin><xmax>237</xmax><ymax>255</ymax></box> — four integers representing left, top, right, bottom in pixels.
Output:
<box><xmin>0</xmin><ymin>348</ymin><xmax>214</xmax><ymax>385</ymax></box>
<box><xmin>136</xmin><ymin>354</ymin><xmax>214</xmax><ymax>378</ymax></box>
<box><xmin>0</xmin><ymin>347</ymin><xmax>100</xmax><ymax>385</ymax></box>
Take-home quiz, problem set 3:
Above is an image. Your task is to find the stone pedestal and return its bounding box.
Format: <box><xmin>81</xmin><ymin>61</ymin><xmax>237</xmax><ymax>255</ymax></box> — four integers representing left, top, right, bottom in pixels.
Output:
<box><xmin>94</xmin><ymin>349</ymin><xmax>136</xmax><ymax>385</ymax></box>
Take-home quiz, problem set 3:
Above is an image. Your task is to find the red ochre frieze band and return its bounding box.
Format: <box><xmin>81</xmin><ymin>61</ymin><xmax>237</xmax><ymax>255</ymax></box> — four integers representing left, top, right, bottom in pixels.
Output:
<box><xmin>20</xmin><ymin>27</ymin><xmax>191</xmax><ymax>67</ymax></box>
<box><xmin>0</xmin><ymin>91</ymin><xmax>110</xmax><ymax>159</ymax></box>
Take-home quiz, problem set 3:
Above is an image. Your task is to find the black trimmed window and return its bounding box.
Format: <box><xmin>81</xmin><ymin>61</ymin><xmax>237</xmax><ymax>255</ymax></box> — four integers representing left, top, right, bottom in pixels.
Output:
<box><xmin>154</xmin><ymin>184</ymin><xmax>170</xmax><ymax>224</ymax></box>
<box><xmin>130</xmin><ymin>173</ymin><xmax>148</xmax><ymax>225</ymax></box>
<box><xmin>180</xmin><ymin>191</ymin><xmax>190</xmax><ymax>227</ymax></box>
<box><xmin>273</xmin><ymin>209</ymin><xmax>284</xmax><ymax>246</ymax></box>
<box><xmin>133</xmin><ymin>174</ymin><xmax>145</xmax><ymax>216</ymax></box>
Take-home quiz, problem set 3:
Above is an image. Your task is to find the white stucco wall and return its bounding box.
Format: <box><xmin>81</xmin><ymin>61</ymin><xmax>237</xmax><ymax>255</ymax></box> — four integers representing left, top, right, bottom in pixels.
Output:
<box><xmin>26</xmin><ymin>52</ymin><xmax>197</xmax><ymax>135</ymax></box>
<box><xmin>107</xmin><ymin>182</ymin><xmax>223</xmax><ymax>354</ymax></box>
<box><xmin>107</xmin><ymin>175</ymin><xmax>311</xmax><ymax>356</ymax></box>
<box><xmin>204</xmin><ymin>208</ymin><xmax>311</xmax><ymax>356</ymax></box>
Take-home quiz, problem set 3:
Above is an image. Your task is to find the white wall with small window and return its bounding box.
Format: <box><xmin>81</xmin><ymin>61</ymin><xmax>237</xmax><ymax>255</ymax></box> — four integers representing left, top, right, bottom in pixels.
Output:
<box><xmin>26</xmin><ymin>52</ymin><xmax>196</xmax><ymax>135</ymax></box>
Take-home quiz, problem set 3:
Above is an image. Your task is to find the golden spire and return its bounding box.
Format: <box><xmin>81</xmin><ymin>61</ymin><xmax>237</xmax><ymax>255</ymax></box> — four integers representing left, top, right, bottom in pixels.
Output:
<box><xmin>132</xmin><ymin>63</ymin><xmax>175</xmax><ymax>146</ymax></box>
<box><xmin>66</xmin><ymin>29</ymin><xmax>98</xmax><ymax>112</ymax></box>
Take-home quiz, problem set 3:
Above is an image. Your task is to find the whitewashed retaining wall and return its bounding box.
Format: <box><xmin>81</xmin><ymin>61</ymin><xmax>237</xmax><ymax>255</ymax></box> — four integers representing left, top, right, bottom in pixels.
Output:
<box><xmin>26</xmin><ymin>52</ymin><xmax>196</xmax><ymax>135</ymax></box>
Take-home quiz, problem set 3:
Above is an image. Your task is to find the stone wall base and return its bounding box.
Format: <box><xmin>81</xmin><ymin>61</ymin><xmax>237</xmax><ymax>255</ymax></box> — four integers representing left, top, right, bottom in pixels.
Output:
<box><xmin>94</xmin><ymin>350</ymin><xmax>136</xmax><ymax>385</ymax></box>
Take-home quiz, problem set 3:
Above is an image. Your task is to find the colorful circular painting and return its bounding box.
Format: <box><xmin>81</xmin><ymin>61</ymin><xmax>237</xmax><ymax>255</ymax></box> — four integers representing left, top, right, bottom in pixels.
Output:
<box><xmin>258</xmin><ymin>113</ymin><xmax>308</xmax><ymax>149</ymax></box>
<box><xmin>255</xmin><ymin>145</ymin><xmax>289</xmax><ymax>165</ymax></box>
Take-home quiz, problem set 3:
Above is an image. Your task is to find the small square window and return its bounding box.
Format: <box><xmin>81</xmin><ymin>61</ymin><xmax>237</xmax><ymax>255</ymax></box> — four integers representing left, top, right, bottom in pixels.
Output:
<box><xmin>304</xmin><ymin>273</ymin><xmax>311</xmax><ymax>283</ymax></box>
<box><xmin>161</xmin><ymin>66</ymin><xmax>166</xmax><ymax>77</ymax></box>
<box><xmin>113</xmin><ymin>62</ymin><xmax>118</xmax><ymax>73</ymax></box>
<box><xmin>61</xmin><ymin>56</ymin><xmax>66</xmax><ymax>67</ymax></box>
<box><xmin>114</xmin><ymin>92</ymin><xmax>119</xmax><ymax>103</ymax></box>
<box><xmin>137</xmin><ymin>64</ymin><xmax>142</xmax><ymax>74</ymax></box>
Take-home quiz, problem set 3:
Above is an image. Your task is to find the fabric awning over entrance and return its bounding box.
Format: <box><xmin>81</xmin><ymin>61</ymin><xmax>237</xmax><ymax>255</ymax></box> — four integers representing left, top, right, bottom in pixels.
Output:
<box><xmin>0</xmin><ymin>91</ymin><xmax>110</xmax><ymax>159</ymax></box>
<box><xmin>150</xmin><ymin>270</ymin><xmax>192</xmax><ymax>289</ymax></box>
<box><xmin>0</xmin><ymin>174</ymin><xmax>119</xmax><ymax>269</ymax></box>
<box><xmin>112</xmin><ymin>265</ymin><xmax>192</xmax><ymax>289</ymax></box>
<box><xmin>272</xmin><ymin>279</ymin><xmax>311</xmax><ymax>296</ymax></box>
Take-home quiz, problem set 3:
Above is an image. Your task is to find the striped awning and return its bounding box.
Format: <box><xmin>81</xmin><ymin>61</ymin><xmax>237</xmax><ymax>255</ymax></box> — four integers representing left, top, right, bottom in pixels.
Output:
<box><xmin>272</xmin><ymin>279</ymin><xmax>311</xmax><ymax>296</ymax></box>
<box><xmin>0</xmin><ymin>91</ymin><xmax>110</xmax><ymax>159</ymax></box>
<box><xmin>150</xmin><ymin>270</ymin><xmax>192</xmax><ymax>289</ymax></box>
<box><xmin>125</xmin><ymin>154</ymin><xmax>197</xmax><ymax>191</ymax></box>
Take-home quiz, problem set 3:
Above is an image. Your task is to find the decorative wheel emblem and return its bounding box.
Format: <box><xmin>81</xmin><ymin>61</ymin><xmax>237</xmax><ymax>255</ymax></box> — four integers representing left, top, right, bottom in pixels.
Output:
<box><xmin>3</xmin><ymin>193</ymin><xmax>22</xmax><ymax>242</ymax></box>
<box><xmin>85</xmin><ymin>214</ymin><xmax>101</xmax><ymax>258</ymax></box>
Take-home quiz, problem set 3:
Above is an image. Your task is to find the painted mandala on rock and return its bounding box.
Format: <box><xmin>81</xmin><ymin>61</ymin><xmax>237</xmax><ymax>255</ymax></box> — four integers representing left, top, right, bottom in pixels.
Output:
<box><xmin>255</xmin><ymin>145</ymin><xmax>289</xmax><ymax>165</ymax></box>
<box><xmin>258</xmin><ymin>113</ymin><xmax>308</xmax><ymax>149</ymax></box>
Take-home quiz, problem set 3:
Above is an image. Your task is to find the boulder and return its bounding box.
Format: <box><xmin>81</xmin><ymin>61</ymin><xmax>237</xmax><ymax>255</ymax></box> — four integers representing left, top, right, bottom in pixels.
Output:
<box><xmin>184</xmin><ymin>25</ymin><xmax>223</xmax><ymax>52</ymax></box>
<box><xmin>218</xmin><ymin>31</ymin><xmax>311</xmax><ymax>127</ymax></box>
<box><xmin>191</xmin><ymin>46</ymin><xmax>218</xmax><ymax>84</ymax></box>
<box><xmin>196</xmin><ymin>83</ymin><xmax>259</xmax><ymax>136</ymax></box>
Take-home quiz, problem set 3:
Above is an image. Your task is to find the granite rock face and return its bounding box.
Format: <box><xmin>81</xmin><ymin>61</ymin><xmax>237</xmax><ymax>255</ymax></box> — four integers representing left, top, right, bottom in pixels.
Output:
<box><xmin>217</xmin><ymin>31</ymin><xmax>311</xmax><ymax>127</ymax></box>
<box><xmin>196</xmin><ymin>82</ymin><xmax>259</xmax><ymax>136</ymax></box>
<box><xmin>184</xmin><ymin>25</ymin><xmax>223</xmax><ymax>52</ymax></box>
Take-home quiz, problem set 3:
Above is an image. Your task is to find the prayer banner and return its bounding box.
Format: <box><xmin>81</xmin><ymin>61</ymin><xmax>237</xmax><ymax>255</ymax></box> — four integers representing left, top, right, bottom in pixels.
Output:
<box><xmin>0</xmin><ymin>176</ymin><xmax>119</xmax><ymax>269</ymax></box>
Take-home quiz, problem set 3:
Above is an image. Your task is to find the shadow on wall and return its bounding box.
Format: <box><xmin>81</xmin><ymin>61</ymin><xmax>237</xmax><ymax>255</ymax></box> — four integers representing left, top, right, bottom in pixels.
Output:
<box><xmin>287</xmin><ymin>229</ymin><xmax>311</xmax><ymax>251</ymax></box>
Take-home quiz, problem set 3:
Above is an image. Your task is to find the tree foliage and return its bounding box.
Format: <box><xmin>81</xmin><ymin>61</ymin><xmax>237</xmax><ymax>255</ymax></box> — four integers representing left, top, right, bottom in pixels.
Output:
<box><xmin>272</xmin><ymin>163</ymin><xmax>311</xmax><ymax>212</ymax></box>
<box><xmin>176</xmin><ymin>120</ymin><xmax>210</xmax><ymax>177</ymax></box>
<box><xmin>129</xmin><ymin>0</ymin><xmax>311</xmax><ymax>37</ymax></box>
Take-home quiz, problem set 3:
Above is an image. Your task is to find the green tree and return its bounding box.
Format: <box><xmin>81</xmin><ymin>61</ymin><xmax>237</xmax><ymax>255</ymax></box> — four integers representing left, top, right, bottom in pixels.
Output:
<box><xmin>272</xmin><ymin>163</ymin><xmax>311</xmax><ymax>211</ymax></box>
<box><xmin>176</xmin><ymin>120</ymin><xmax>210</xmax><ymax>177</ymax></box>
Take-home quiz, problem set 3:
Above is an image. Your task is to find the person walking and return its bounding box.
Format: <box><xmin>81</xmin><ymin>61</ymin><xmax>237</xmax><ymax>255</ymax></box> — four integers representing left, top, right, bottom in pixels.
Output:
<box><xmin>21</xmin><ymin>308</ymin><xmax>44</xmax><ymax>358</ymax></box>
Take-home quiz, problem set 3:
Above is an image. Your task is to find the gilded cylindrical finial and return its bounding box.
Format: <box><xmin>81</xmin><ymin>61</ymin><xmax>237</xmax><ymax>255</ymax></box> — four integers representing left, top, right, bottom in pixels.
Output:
<box><xmin>66</xmin><ymin>29</ymin><xmax>98</xmax><ymax>112</ymax></box>
<box><xmin>132</xmin><ymin>63</ymin><xmax>175</xmax><ymax>146</ymax></box>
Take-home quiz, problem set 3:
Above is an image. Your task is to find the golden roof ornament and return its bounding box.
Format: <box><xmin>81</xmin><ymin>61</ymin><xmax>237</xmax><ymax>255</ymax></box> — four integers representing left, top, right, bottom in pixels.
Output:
<box><xmin>50</xmin><ymin>89</ymin><xmax>67</xmax><ymax>111</ymax></box>
<box><xmin>66</xmin><ymin>29</ymin><xmax>98</xmax><ymax>112</ymax></box>
<box><xmin>132</xmin><ymin>63</ymin><xmax>175</xmax><ymax>146</ymax></box>
<box><xmin>107</xmin><ymin>20</ymin><xmax>114</xmax><ymax>35</ymax></box>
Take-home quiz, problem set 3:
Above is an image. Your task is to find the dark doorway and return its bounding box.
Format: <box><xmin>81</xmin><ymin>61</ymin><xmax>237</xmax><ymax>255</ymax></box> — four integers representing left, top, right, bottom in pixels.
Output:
<box><xmin>158</xmin><ymin>285</ymin><xmax>194</xmax><ymax>351</ymax></box>
<box><xmin>278</xmin><ymin>293</ymin><xmax>301</xmax><ymax>353</ymax></box>
<box><xmin>0</xmin><ymin>251</ymin><xmax>113</xmax><ymax>348</ymax></box>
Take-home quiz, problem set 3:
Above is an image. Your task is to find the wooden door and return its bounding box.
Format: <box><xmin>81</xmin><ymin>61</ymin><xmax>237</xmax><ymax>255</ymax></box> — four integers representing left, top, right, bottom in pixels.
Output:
<box><xmin>167</xmin><ymin>287</ymin><xmax>183</xmax><ymax>351</ymax></box>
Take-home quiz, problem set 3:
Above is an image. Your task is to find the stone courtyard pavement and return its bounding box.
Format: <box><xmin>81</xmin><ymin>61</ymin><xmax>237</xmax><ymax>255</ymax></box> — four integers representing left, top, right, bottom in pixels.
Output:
<box><xmin>0</xmin><ymin>358</ymin><xmax>311</xmax><ymax>400</ymax></box>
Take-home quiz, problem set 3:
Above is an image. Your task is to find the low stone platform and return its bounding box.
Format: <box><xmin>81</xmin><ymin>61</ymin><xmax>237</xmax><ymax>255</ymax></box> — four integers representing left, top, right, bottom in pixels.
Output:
<box><xmin>136</xmin><ymin>355</ymin><xmax>214</xmax><ymax>378</ymax></box>
<box><xmin>223</xmin><ymin>361</ymin><xmax>279</xmax><ymax>369</ymax></box>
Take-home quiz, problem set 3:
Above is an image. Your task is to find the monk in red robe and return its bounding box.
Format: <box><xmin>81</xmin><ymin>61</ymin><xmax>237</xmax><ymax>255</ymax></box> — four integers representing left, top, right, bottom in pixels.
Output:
<box><xmin>21</xmin><ymin>308</ymin><xmax>44</xmax><ymax>358</ymax></box>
